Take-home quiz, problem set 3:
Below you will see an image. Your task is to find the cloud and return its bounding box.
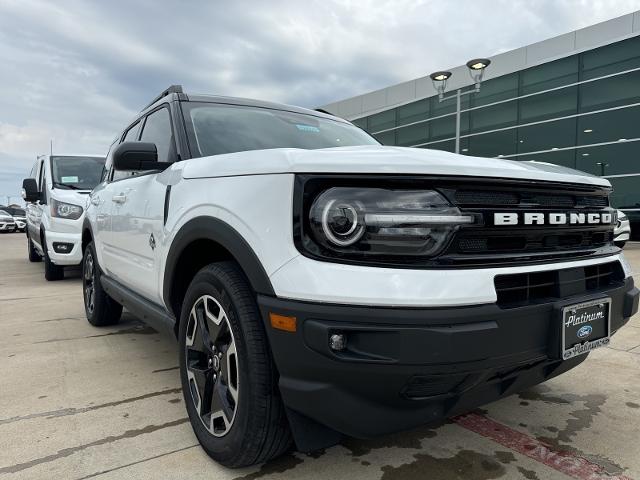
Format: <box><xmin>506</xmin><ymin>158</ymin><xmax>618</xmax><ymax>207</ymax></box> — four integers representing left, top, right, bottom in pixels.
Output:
<box><xmin>1</xmin><ymin>0</ymin><xmax>639</xmax><ymax>199</ymax></box>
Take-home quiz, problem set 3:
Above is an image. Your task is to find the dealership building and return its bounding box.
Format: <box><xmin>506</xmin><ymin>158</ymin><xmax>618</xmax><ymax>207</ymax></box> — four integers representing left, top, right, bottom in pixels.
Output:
<box><xmin>322</xmin><ymin>12</ymin><xmax>640</xmax><ymax>229</ymax></box>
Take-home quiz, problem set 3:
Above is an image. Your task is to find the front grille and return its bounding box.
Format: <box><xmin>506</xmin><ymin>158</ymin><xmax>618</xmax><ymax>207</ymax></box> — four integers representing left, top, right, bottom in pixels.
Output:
<box><xmin>439</xmin><ymin>180</ymin><xmax>615</xmax><ymax>266</ymax></box>
<box><xmin>494</xmin><ymin>261</ymin><xmax>624</xmax><ymax>307</ymax></box>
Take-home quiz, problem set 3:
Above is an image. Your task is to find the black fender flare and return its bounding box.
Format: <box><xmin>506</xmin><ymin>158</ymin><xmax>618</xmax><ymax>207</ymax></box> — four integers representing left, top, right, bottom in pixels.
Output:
<box><xmin>81</xmin><ymin>218</ymin><xmax>94</xmax><ymax>251</ymax></box>
<box><xmin>162</xmin><ymin>216</ymin><xmax>275</xmax><ymax>313</ymax></box>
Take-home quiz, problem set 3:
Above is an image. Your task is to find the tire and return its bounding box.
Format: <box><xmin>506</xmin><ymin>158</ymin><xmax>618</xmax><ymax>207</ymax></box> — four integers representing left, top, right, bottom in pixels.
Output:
<box><xmin>82</xmin><ymin>241</ymin><xmax>122</xmax><ymax>326</ymax></box>
<box><xmin>178</xmin><ymin>261</ymin><xmax>292</xmax><ymax>467</ymax></box>
<box><xmin>27</xmin><ymin>230</ymin><xmax>42</xmax><ymax>262</ymax></box>
<box><xmin>42</xmin><ymin>232</ymin><xmax>64</xmax><ymax>281</ymax></box>
<box><xmin>615</xmin><ymin>241</ymin><xmax>626</xmax><ymax>249</ymax></box>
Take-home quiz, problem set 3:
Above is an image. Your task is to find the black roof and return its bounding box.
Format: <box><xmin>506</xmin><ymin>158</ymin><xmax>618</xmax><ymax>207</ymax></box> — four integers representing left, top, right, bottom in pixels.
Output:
<box><xmin>141</xmin><ymin>85</ymin><xmax>347</xmax><ymax>123</ymax></box>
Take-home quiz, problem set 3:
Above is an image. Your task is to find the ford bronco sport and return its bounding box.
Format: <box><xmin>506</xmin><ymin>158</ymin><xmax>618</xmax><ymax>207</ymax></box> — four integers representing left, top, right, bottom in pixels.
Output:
<box><xmin>82</xmin><ymin>85</ymin><xmax>639</xmax><ymax>467</ymax></box>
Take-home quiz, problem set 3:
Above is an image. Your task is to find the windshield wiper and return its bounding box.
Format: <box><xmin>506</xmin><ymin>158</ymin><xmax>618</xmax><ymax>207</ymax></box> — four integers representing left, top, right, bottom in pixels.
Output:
<box><xmin>53</xmin><ymin>182</ymin><xmax>82</xmax><ymax>190</ymax></box>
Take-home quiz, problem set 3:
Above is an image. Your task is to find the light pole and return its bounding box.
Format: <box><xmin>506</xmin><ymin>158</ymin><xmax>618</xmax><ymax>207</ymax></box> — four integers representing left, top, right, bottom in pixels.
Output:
<box><xmin>596</xmin><ymin>162</ymin><xmax>609</xmax><ymax>177</ymax></box>
<box><xmin>429</xmin><ymin>58</ymin><xmax>491</xmax><ymax>154</ymax></box>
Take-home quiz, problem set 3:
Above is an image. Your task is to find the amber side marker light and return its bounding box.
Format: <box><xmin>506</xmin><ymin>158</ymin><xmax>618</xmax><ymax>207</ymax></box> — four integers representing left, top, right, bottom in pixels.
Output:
<box><xmin>269</xmin><ymin>313</ymin><xmax>297</xmax><ymax>332</ymax></box>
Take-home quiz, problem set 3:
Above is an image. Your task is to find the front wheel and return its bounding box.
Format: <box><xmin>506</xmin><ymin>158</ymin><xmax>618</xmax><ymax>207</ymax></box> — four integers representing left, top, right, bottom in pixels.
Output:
<box><xmin>179</xmin><ymin>261</ymin><xmax>292</xmax><ymax>467</ymax></box>
<box><xmin>27</xmin><ymin>230</ymin><xmax>42</xmax><ymax>262</ymax></box>
<box><xmin>83</xmin><ymin>241</ymin><xmax>122</xmax><ymax>326</ymax></box>
<box><xmin>42</xmin><ymin>232</ymin><xmax>63</xmax><ymax>281</ymax></box>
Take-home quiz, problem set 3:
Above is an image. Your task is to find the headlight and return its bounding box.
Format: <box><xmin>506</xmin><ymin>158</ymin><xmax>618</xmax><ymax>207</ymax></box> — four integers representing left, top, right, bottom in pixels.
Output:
<box><xmin>618</xmin><ymin>211</ymin><xmax>627</xmax><ymax>220</ymax></box>
<box><xmin>306</xmin><ymin>187</ymin><xmax>474</xmax><ymax>262</ymax></box>
<box><xmin>52</xmin><ymin>199</ymin><xmax>83</xmax><ymax>220</ymax></box>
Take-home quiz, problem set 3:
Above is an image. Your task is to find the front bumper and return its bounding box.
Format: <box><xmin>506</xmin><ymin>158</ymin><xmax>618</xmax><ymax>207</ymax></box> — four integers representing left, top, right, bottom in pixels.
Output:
<box><xmin>259</xmin><ymin>277</ymin><xmax>639</xmax><ymax>439</ymax></box>
<box><xmin>45</xmin><ymin>231</ymin><xmax>83</xmax><ymax>265</ymax></box>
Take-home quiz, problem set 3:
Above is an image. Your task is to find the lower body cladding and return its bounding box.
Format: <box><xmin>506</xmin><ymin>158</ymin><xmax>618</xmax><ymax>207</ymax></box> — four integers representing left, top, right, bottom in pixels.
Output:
<box><xmin>258</xmin><ymin>275</ymin><xmax>639</xmax><ymax>450</ymax></box>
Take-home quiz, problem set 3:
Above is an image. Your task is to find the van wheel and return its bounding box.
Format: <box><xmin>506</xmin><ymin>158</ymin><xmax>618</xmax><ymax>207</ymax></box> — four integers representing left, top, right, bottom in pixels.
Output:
<box><xmin>83</xmin><ymin>241</ymin><xmax>122</xmax><ymax>326</ymax></box>
<box><xmin>27</xmin><ymin>231</ymin><xmax>42</xmax><ymax>262</ymax></box>
<box><xmin>42</xmin><ymin>232</ymin><xmax>64</xmax><ymax>281</ymax></box>
<box><xmin>179</xmin><ymin>261</ymin><xmax>292</xmax><ymax>467</ymax></box>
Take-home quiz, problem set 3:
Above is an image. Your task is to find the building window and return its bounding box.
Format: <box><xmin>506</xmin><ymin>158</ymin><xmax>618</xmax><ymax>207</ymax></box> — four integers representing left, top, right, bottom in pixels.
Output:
<box><xmin>577</xmin><ymin>105</ymin><xmax>640</xmax><ymax>146</ymax></box>
<box><xmin>396</xmin><ymin>123</ymin><xmax>428</xmax><ymax>146</ymax></box>
<box><xmin>517</xmin><ymin>117</ymin><xmax>577</xmax><ymax>154</ymax></box>
<box><xmin>397</xmin><ymin>99</ymin><xmax>429</xmax><ymax>126</ymax></box>
<box><xmin>470</xmin><ymin>73</ymin><xmax>518</xmax><ymax>107</ymax></box>
<box><xmin>520</xmin><ymin>56</ymin><xmax>579</xmax><ymax>95</ymax></box>
<box><xmin>609</xmin><ymin>175</ymin><xmax>640</xmax><ymax>209</ymax></box>
<box><xmin>581</xmin><ymin>35</ymin><xmax>640</xmax><ymax>80</ymax></box>
<box><xmin>368</xmin><ymin>109</ymin><xmax>396</xmax><ymax>132</ymax></box>
<box><xmin>468</xmin><ymin>129</ymin><xmax>517</xmax><ymax>158</ymax></box>
<box><xmin>579</xmin><ymin>69</ymin><xmax>640</xmax><ymax>112</ymax></box>
<box><xmin>373</xmin><ymin>130</ymin><xmax>395</xmax><ymax>145</ymax></box>
<box><xmin>575</xmin><ymin>140</ymin><xmax>640</xmax><ymax>177</ymax></box>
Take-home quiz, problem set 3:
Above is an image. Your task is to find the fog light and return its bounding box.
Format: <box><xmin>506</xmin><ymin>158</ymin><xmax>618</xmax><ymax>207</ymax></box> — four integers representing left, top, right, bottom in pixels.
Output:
<box><xmin>53</xmin><ymin>242</ymin><xmax>74</xmax><ymax>254</ymax></box>
<box><xmin>329</xmin><ymin>333</ymin><xmax>347</xmax><ymax>351</ymax></box>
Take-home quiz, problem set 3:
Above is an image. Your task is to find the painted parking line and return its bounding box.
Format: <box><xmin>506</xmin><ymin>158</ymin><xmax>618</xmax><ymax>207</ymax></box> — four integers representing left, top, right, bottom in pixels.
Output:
<box><xmin>454</xmin><ymin>412</ymin><xmax>633</xmax><ymax>480</ymax></box>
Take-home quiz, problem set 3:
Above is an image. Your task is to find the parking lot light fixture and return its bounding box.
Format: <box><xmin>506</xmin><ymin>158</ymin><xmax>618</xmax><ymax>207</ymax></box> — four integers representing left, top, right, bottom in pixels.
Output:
<box><xmin>429</xmin><ymin>57</ymin><xmax>491</xmax><ymax>154</ymax></box>
<box><xmin>429</xmin><ymin>71</ymin><xmax>452</xmax><ymax>100</ymax></box>
<box><xmin>466</xmin><ymin>58</ymin><xmax>491</xmax><ymax>90</ymax></box>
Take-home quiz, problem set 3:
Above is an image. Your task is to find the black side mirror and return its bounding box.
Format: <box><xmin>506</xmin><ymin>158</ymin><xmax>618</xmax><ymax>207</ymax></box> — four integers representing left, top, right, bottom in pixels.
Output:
<box><xmin>113</xmin><ymin>142</ymin><xmax>164</xmax><ymax>171</ymax></box>
<box><xmin>22</xmin><ymin>178</ymin><xmax>39</xmax><ymax>203</ymax></box>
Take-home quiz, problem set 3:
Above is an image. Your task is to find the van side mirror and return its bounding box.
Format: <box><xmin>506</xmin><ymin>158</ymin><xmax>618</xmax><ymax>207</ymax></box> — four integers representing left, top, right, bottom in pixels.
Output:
<box><xmin>113</xmin><ymin>142</ymin><xmax>166</xmax><ymax>171</ymax></box>
<box><xmin>22</xmin><ymin>178</ymin><xmax>39</xmax><ymax>203</ymax></box>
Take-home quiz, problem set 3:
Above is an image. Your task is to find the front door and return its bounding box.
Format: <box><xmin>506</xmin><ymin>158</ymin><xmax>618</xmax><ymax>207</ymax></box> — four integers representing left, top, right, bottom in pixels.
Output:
<box><xmin>102</xmin><ymin>105</ymin><xmax>177</xmax><ymax>303</ymax></box>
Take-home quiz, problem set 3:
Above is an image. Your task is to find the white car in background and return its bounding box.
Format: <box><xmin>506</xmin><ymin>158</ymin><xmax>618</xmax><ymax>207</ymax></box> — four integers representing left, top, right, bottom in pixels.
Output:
<box><xmin>22</xmin><ymin>154</ymin><xmax>105</xmax><ymax>280</ymax></box>
<box><xmin>614</xmin><ymin>210</ymin><xmax>631</xmax><ymax>248</ymax></box>
<box><xmin>2</xmin><ymin>206</ymin><xmax>27</xmax><ymax>232</ymax></box>
<box><xmin>0</xmin><ymin>209</ymin><xmax>16</xmax><ymax>232</ymax></box>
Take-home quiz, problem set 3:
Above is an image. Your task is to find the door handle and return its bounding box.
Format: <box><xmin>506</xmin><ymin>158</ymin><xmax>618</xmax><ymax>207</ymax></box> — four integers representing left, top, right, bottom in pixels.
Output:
<box><xmin>90</xmin><ymin>196</ymin><xmax>100</xmax><ymax>206</ymax></box>
<box><xmin>112</xmin><ymin>194</ymin><xmax>127</xmax><ymax>204</ymax></box>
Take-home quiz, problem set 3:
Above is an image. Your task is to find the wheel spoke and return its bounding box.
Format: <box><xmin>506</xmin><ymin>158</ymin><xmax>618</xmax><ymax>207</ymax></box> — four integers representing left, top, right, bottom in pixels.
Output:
<box><xmin>210</xmin><ymin>380</ymin><xmax>234</xmax><ymax>426</ymax></box>
<box><xmin>195</xmin><ymin>304</ymin><xmax>213</xmax><ymax>350</ymax></box>
<box><xmin>204</xmin><ymin>298</ymin><xmax>225</xmax><ymax>342</ymax></box>
<box><xmin>221</xmin><ymin>341</ymin><xmax>238</xmax><ymax>403</ymax></box>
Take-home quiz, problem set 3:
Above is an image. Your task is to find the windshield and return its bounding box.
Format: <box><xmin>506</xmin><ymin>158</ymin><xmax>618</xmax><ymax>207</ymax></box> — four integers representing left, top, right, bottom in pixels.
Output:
<box><xmin>183</xmin><ymin>103</ymin><xmax>378</xmax><ymax>157</ymax></box>
<box><xmin>50</xmin><ymin>156</ymin><xmax>105</xmax><ymax>190</ymax></box>
<box><xmin>0</xmin><ymin>209</ymin><xmax>12</xmax><ymax>218</ymax></box>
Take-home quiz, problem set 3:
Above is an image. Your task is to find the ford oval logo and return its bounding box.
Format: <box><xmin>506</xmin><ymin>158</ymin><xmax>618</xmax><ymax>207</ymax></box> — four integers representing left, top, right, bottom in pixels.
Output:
<box><xmin>577</xmin><ymin>325</ymin><xmax>593</xmax><ymax>339</ymax></box>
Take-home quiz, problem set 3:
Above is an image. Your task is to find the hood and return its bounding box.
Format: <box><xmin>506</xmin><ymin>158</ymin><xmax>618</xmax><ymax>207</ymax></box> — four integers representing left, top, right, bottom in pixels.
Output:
<box><xmin>181</xmin><ymin>145</ymin><xmax>609</xmax><ymax>187</ymax></box>
<box><xmin>50</xmin><ymin>188</ymin><xmax>92</xmax><ymax>208</ymax></box>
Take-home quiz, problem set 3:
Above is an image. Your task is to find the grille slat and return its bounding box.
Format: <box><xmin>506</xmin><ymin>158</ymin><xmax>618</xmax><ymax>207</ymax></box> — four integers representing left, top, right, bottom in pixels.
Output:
<box><xmin>494</xmin><ymin>261</ymin><xmax>624</xmax><ymax>307</ymax></box>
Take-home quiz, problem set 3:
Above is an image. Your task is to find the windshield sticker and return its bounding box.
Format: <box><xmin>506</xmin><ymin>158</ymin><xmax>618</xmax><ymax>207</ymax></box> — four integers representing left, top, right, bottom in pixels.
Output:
<box><xmin>295</xmin><ymin>124</ymin><xmax>320</xmax><ymax>133</ymax></box>
<box><xmin>61</xmin><ymin>176</ymin><xmax>79</xmax><ymax>183</ymax></box>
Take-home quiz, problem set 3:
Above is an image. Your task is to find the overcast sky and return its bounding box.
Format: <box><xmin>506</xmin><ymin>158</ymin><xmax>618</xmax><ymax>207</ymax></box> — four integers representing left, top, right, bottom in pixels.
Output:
<box><xmin>1</xmin><ymin>0</ymin><xmax>639</xmax><ymax>202</ymax></box>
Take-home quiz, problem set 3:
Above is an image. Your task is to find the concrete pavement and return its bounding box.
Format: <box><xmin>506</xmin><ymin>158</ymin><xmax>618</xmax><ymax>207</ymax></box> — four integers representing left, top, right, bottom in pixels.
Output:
<box><xmin>1</xmin><ymin>232</ymin><xmax>639</xmax><ymax>479</ymax></box>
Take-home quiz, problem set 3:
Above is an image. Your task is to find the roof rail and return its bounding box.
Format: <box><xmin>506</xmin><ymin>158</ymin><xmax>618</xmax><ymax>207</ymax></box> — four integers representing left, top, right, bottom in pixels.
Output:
<box><xmin>141</xmin><ymin>85</ymin><xmax>184</xmax><ymax>111</ymax></box>
<box><xmin>314</xmin><ymin>108</ymin><xmax>335</xmax><ymax>116</ymax></box>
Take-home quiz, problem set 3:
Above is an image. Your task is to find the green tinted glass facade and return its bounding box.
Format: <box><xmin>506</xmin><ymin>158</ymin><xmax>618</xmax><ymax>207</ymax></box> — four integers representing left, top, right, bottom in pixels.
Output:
<box><xmin>352</xmin><ymin>36</ymin><xmax>640</xmax><ymax>216</ymax></box>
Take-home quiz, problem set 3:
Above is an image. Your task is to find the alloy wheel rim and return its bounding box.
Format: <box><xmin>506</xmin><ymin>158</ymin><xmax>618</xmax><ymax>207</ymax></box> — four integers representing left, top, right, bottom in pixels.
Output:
<box><xmin>185</xmin><ymin>294</ymin><xmax>239</xmax><ymax>437</ymax></box>
<box><xmin>84</xmin><ymin>252</ymin><xmax>95</xmax><ymax>314</ymax></box>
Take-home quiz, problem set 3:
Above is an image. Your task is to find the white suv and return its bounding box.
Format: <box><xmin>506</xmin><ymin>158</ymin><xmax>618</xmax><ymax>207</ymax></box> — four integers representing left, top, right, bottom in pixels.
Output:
<box><xmin>22</xmin><ymin>154</ymin><xmax>105</xmax><ymax>280</ymax></box>
<box><xmin>82</xmin><ymin>86</ymin><xmax>639</xmax><ymax>467</ymax></box>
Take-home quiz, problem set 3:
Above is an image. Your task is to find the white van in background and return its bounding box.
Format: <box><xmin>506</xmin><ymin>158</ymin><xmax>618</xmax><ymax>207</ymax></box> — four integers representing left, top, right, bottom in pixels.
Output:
<box><xmin>22</xmin><ymin>154</ymin><xmax>105</xmax><ymax>280</ymax></box>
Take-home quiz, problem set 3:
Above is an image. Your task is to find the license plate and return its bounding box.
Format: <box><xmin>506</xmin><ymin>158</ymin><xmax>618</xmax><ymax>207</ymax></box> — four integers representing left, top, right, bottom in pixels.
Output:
<box><xmin>561</xmin><ymin>298</ymin><xmax>611</xmax><ymax>360</ymax></box>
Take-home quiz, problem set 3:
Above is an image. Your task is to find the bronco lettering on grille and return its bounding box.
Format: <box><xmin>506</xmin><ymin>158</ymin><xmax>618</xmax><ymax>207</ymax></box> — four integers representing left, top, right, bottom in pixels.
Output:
<box><xmin>494</xmin><ymin>212</ymin><xmax>613</xmax><ymax>226</ymax></box>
